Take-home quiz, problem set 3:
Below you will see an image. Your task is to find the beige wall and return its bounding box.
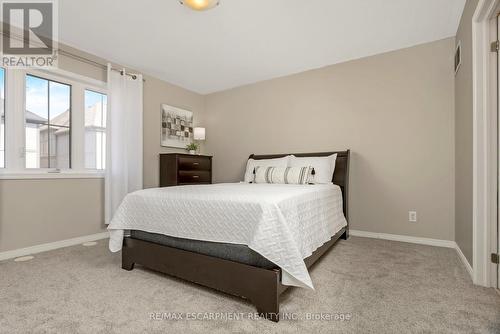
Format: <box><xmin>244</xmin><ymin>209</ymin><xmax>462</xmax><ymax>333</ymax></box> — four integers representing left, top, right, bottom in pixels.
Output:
<box><xmin>0</xmin><ymin>44</ymin><xmax>204</xmax><ymax>253</ymax></box>
<box><xmin>205</xmin><ymin>38</ymin><xmax>456</xmax><ymax>241</ymax></box>
<box><xmin>454</xmin><ymin>0</ymin><xmax>478</xmax><ymax>266</ymax></box>
<box><xmin>57</xmin><ymin>44</ymin><xmax>107</xmax><ymax>82</ymax></box>
<box><xmin>0</xmin><ymin>179</ymin><xmax>104</xmax><ymax>252</ymax></box>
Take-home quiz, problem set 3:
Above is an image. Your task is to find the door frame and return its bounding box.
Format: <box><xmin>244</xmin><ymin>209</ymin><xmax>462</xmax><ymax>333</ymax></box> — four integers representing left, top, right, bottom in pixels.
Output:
<box><xmin>472</xmin><ymin>0</ymin><xmax>500</xmax><ymax>288</ymax></box>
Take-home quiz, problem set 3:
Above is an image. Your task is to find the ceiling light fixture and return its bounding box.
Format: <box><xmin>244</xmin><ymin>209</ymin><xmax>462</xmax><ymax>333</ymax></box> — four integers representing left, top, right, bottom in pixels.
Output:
<box><xmin>180</xmin><ymin>0</ymin><xmax>220</xmax><ymax>11</ymax></box>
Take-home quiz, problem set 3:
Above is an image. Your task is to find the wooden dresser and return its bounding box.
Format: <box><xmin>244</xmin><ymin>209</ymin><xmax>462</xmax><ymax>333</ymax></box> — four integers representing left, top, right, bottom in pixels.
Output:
<box><xmin>159</xmin><ymin>153</ymin><xmax>212</xmax><ymax>187</ymax></box>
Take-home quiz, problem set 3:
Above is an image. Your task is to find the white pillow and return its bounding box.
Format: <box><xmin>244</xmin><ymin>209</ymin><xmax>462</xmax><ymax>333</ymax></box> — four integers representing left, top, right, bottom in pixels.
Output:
<box><xmin>243</xmin><ymin>156</ymin><xmax>290</xmax><ymax>183</ymax></box>
<box><xmin>289</xmin><ymin>154</ymin><xmax>337</xmax><ymax>184</ymax></box>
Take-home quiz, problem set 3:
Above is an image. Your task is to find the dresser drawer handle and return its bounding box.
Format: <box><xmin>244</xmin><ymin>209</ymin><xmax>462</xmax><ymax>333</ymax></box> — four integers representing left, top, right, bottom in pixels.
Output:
<box><xmin>192</xmin><ymin>175</ymin><xmax>199</xmax><ymax>178</ymax></box>
<box><xmin>192</xmin><ymin>162</ymin><xmax>199</xmax><ymax>165</ymax></box>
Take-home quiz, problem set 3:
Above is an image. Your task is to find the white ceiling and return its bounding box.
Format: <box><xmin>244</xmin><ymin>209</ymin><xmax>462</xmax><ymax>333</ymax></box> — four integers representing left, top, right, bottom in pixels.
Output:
<box><xmin>59</xmin><ymin>0</ymin><xmax>466</xmax><ymax>94</ymax></box>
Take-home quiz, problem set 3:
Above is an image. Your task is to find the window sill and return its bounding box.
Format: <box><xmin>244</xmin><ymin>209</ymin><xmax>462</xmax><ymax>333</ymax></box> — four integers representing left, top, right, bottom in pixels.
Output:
<box><xmin>0</xmin><ymin>171</ymin><xmax>105</xmax><ymax>180</ymax></box>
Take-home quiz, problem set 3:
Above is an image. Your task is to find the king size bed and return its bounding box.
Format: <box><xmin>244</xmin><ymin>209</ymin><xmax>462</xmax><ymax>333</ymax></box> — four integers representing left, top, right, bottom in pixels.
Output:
<box><xmin>108</xmin><ymin>150</ymin><xmax>350</xmax><ymax>322</ymax></box>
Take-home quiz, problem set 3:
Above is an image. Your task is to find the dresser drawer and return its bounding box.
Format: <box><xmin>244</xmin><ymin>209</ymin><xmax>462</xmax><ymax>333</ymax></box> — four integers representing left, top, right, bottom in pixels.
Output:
<box><xmin>160</xmin><ymin>153</ymin><xmax>212</xmax><ymax>187</ymax></box>
<box><xmin>178</xmin><ymin>170</ymin><xmax>211</xmax><ymax>184</ymax></box>
<box><xmin>178</xmin><ymin>156</ymin><xmax>211</xmax><ymax>171</ymax></box>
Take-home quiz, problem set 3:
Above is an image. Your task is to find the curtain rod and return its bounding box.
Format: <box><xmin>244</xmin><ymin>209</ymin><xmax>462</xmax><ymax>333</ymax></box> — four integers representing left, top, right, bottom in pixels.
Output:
<box><xmin>58</xmin><ymin>48</ymin><xmax>145</xmax><ymax>81</ymax></box>
<box><xmin>0</xmin><ymin>30</ymin><xmax>145</xmax><ymax>82</ymax></box>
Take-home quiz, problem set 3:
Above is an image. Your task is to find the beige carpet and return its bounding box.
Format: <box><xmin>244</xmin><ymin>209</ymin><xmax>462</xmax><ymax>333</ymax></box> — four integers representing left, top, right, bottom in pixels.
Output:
<box><xmin>0</xmin><ymin>236</ymin><xmax>499</xmax><ymax>334</ymax></box>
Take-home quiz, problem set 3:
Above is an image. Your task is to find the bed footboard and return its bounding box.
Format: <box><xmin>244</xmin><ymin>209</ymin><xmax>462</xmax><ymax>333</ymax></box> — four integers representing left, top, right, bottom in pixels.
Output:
<box><xmin>121</xmin><ymin>227</ymin><xmax>346</xmax><ymax>322</ymax></box>
<box><xmin>122</xmin><ymin>237</ymin><xmax>281</xmax><ymax>321</ymax></box>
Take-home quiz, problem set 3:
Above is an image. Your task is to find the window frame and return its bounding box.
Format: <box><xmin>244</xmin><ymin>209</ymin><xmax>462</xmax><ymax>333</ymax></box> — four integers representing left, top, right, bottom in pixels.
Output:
<box><xmin>0</xmin><ymin>67</ymin><xmax>107</xmax><ymax>179</ymax></box>
<box><xmin>25</xmin><ymin>73</ymin><xmax>73</xmax><ymax>170</ymax></box>
<box><xmin>84</xmin><ymin>88</ymin><xmax>107</xmax><ymax>170</ymax></box>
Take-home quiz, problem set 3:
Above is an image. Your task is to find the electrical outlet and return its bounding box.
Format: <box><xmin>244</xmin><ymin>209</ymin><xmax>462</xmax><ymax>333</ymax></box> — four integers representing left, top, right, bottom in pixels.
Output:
<box><xmin>409</xmin><ymin>211</ymin><xmax>417</xmax><ymax>222</ymax></box>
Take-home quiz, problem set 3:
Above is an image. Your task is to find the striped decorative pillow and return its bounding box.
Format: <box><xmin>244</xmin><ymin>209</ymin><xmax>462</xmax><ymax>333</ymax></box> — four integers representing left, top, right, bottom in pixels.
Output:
<box><xmin>253</xmin><ymin>166</ymin><xmax>314</xmax><ymax>184</ymax></box>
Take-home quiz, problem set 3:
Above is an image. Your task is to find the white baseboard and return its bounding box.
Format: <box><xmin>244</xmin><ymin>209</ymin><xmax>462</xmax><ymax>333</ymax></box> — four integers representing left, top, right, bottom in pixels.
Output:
<box><xmin>454</xmin><ymin>243</ymin><xmax>474</xmax><ymax>279</ymax></box>
<box><xmin>0</xmin><ymin>229</ymin><xmax>476</xmax><ymax>282</ymax></box>
<box><xmin>350</xmin><ymin>229</ymin><xmax>473</xmax><ymax>280</ymax></box>
<box><xmin>0</xmin><ymin>232</ymin><xmax>109</xmax><ymax>261</ymax></box>
<box><xmin>350</xmin><ymin>230</ymin><xmax>456</xmax><ymax>248</ymax></box>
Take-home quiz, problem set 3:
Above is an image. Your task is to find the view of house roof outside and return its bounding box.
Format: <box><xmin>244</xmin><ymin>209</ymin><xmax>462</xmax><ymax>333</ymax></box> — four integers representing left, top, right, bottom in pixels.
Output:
<box><xmin>24</xmin><ymin>75</ymin><xmax>107</xmax><ymax>169</ymax></box>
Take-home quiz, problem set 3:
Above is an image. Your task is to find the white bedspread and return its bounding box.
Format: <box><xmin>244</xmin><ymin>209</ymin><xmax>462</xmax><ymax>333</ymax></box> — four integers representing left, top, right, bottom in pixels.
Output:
<box><xmin>108</xmin><ymin>183</ymin><xmax>347</xmax><ymax>289</ymax></box>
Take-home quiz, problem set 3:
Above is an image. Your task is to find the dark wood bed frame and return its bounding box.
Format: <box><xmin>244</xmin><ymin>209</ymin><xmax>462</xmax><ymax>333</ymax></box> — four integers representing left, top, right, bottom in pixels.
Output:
<box><xmin>121</xmin><ymin>150</ymin><xmax>350</xmax><ymax>322</ymax></box>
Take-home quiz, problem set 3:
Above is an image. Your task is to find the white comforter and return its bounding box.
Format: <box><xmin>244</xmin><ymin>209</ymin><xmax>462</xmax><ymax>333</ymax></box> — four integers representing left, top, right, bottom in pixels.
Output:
<box><xmin>108</xmin><ymin>183</ymin><xmax>347</xmax><ymax>289</ymax></box>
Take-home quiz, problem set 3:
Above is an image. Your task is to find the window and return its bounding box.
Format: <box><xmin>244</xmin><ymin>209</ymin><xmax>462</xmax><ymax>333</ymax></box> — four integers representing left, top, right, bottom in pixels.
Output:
<box><xmin>25</xmin><ymin>75</ymin><xmax>71</xmax><ymax>169</ymax></box>
<box><xmin>0</xmin><ymin>68</ymin><xmax>4</xmax><ymax>168</ymax></box>
<box><xmin>0</xmin><ymin>68</ymin><xmax>106</xmax><ymax>178</ymax></box>
<box><xmin>84</xmin><ymin>90</ymin><xmax>107</xmax><ymax>169</ymax></box>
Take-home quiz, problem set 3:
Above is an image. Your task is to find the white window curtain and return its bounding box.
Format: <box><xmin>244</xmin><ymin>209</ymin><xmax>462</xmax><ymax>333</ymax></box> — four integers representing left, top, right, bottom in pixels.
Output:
<box><xmin>105</xmin><ymin>65</ymin><xmax>143</xmax><ymax>224</ymax></box>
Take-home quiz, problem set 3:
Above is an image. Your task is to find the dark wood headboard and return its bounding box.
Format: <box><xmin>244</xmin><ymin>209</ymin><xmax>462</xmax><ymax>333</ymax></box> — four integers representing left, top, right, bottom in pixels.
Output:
<box><xmin>248</xmin><ymin>150</ymin><xmax>350</xmax><ymax>222</ymax></box>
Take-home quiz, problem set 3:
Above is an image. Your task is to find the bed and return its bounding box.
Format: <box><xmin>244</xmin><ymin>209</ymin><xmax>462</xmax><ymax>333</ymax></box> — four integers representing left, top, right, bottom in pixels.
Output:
<box><xmin>108</xmin><ymin>150</ymin><xmax>350</xmax><ymax>321</ymax></box>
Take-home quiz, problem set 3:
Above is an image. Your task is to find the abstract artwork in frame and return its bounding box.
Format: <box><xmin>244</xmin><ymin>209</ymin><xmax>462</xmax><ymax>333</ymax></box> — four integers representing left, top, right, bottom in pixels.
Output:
<box><xmin>161</xmin><ymin>104</ymin><xmax>194</xmax><ymax>148</ymax></box>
